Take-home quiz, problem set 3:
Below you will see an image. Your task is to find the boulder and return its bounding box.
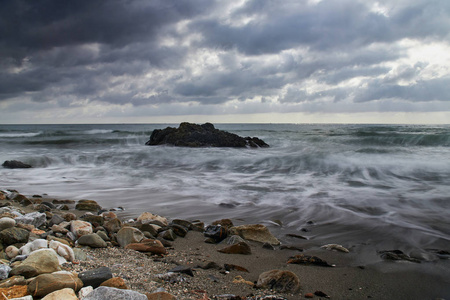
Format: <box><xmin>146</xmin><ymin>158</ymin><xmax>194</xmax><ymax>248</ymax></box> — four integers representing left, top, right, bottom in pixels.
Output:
<box><xmin>99</xmin><ymin>277</ymin><xmax>128</xmax><ymax>289</ymax></box>
<box><xmin>41</xmin><ymin>287</ymin><xmax>78</xmax><ymax>300</ymax></box>
<box><xmin>83</xmin><ymin>286</ymin><xmax>148</xmax><ymax>300</ymax></box>
<box><xmin>77</xmin><ymin>233</ymin><xmax>107</xmax><ymax>248</ymax></box>
<box><xmin>11</xmin><ymin>249</ymin><xmax>61</xmax><ymax>277</ymax></box>
<box><xmin>2</xmin><ymin>160</ymin><xmax>32</xmax><ymax>169</ymax></box>
<box><xmin>137</xmin><ymin>212</ymin><xmax>168</xmax><ymax>226</ymax></box>
<box><xmin>0</xmin><ymin>285</ymin><xmax>28</xmax><ymax>299</ymax></box>
<box><xmin>256</xmin><ymin>269</ymin><xmax>300</xmax><ymax>293</ymax></box>
<box><xmin>0</xmin><ymin>227</ymin><xmax>30</xmax><ymax>245</ymax></box>
<box><xmin>27</xmin><ymin>272</ymin><xmax>83</xmax><ymax>298</ymax></box>
<box><xmin>78</xmin><ymin>267</ymin><xmax>113</xmax><ymax>288</ymax></box>
<box><xmin>70</xmin><ymin>220</ymin><xmax>93</xmax><ymax>238</ymax></box>
<box><xmin>228</xmin><ymin>224</ymin><xmax>280</xmax><ymax>245</ymax></box>
<box><xmin>116</xmin><ymin>227</ymin><xmax>144</xmax><ymax>247</ymax></box>
<box><xmin>76</xmin><ymin>200</ymin><xmax>101</xmax><ymax>212</ymax></box>
<box><xmin>124</xmin><ymin>239</ymin><xmax>167</xmax><ymax>255</ymax></box>
<box><xmin>145</xmin><ymin>122</ymin><xmax>269</xmax><ymax>148</ymax></box>
<box><xmin>0</xmin><ymin>217</ymin><xmax>16</xmax><ymax>231</ymax></box>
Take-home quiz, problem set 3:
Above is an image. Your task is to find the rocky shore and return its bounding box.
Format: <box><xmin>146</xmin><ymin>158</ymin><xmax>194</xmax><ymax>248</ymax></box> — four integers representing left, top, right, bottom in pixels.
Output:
<box><xmin>0</xmin><ymin>188</ymin><xmax>449</xmax><ymax>300</ymax></box>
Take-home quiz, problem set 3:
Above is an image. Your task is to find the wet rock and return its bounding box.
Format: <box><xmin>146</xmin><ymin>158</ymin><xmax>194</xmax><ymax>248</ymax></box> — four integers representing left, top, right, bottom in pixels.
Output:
<box><xmin>75</xmin><ymin>200</ymin><xmax>101</xmax><ymax>211</ymax></box>
<box><xmin>379</xmin><ymin>250</ymin><xmax>421</xmax><ymax>263</ymax></box>
<box><xmin>125</xmin><ymin>239</ymin><xmax>167</xmax><ymax>255</ymax></box>
<box><xmin>191</xmin><ymin>221</ymin><xmax>205</xmax><ymax>232</ymax></box>
<box><xmin>81</xmin><ymin>215</ymin><xmax>104</xmax><ymax>226</ymax></box>
<box><xmin>27</xmin><ymin>272</ymin><xmax>83</xmax><ymax>298</ymax></box>
<box><xmin>204</xmin><ymin>225</ymin><xmax>227</xmax><ymax>243</ymax></box>
<box><xmin>153</xmin><ymin>272</ymin><xmax>188</xmax><ymax>284</ymax></box>
<box><xmin>218</xmin><ymin>242</ymin><xmax>252</xmax><ymax>255</ymax></box>
<box><xmin>100</xmin><ymin>211</ymin><xmax>117</xmax><ymax>220</ymax></box>
<box><xmin>227</xmin><ymin>235</ymin><xmax>246</xmax><ymax>245</ymax></box>
<box><xmin>136</xmin><ymin>223</ymin><xmax>158</xmax><ymax>237</ymax></box>
<box><xmin>262</xmin><ymin>243</ymin><xmax>275</xmax><ymax>250</ymax></box>
<box><xmin>63</xmin><ymin>212</ymin><xmax>77</xmax><ymax>222</ymax></box>
<box><xmin>51</xmin><ymin>224</ymin><xmax>69</xmax><ymax>234</ymax></box>
<box><xmin>49</xmin><ymin>214</ymin><xmax>65</xmax><ymax>226</ymax></box>
<box><xmin>228</xmin><ymin>224</ymin><xmax>280</xmax><ymax>245</ymax></box>
<box><xmin>137</xmin><ymin>212</ymin><xmax>168</xmax><ymax>226</ymax></box>
<box><xmin>73</xmin><ymin>248</ymin><xmax>88</xmax><ymax>261</ymax></box>
<box><xmin>2</xmin><ymin>160</ymin><xmax>32</xmax><ymax>169</ymax></box>
<box><xmin>198</xmin><ymin>261</ymin><xmax>221</xmax><ymax>270</ymax></box>
<box><xmin>100</xmin><ymin>277</ymin><xmax>128</xmax><ymax>289</ymax></box>
<box><xmin>314</xmin><ymin>290</ymin><xmax>330</xmax><ymax>298</ymax></box>
<box><xmin>117</xmin><ymin>227</ymin><xmax>144</xmax><ymax>247</ymax></box>
<box><xmin>171</xmin><ymin>219</ymin><xmax>193</xmax><ymax>229</ymax></box>
<box><xmin>83</xmin><ymin>286</ymin><xmax>148</xmax><ymax>300</ymax></box>
<box><xmin>170</xmin><ymin>224</ymin><xmax>188</xmax><ymax>237</ymax></box>
<box><xmin>0</xmin><ymin>227</ymin><xmax>30</xmax><ymax>245</ymax></box>
<box><xmin>79</xmin><ymin>266</ymin><xmax>113</xmax><ymax>288</ymax></box>
<box><xmin>159</xmin><ymin>229</ymin><xmax>177</xmax><ymax>241</ymax></box>
<box><xmin>212</xmin><ymin>218</ymin><xmax>234</xmax><ymax>229</ymax></box>
<box><xmin>41</xmin><ymin>287</ymin><xmax>78</xmax><ymax>300</ymax></box>
<box><xmin>287</xmin><ymin>254</ymin><xmax>335</xmax><ymax>267</ymax></box>
<box><xmin>145</xmin><ymin>122</ymin><xmax>269</xmax><ymax>148</ymax></box>
<box><xmin>321</xmin><ymin>244</ymin><xmax>349</xmax><ymax>253</ymax></box>
<box><xmin>305</xmin><ymin>292</ymin><xmax>314</xmax><ymax>298</ymax></box>
<box><xmin>78</xmin><ymin>233</ymin><xmax>108</xmax><ymax>248</ymax></box>
<box><xmin>70</xmin><ymin>220</ymin><xmax>93</xmax><ymax>238</ymax></box>
<box><xmin>256</xmin><ymin>269</ymin><xmax>300</xmax><ymax>293</ymax></box>
<box><xmin>0</xmin><ymin>285</ymin><xmax>28</xmax><ymax>299</ymax></box>
<box><xmin>0</xmin><ymin>217</ymin><xmax>16</xmax><ymax>231</ymax></box>
<box><xmin>104</xmin><ymin>218</ymin><xmax>122</xmax><ymax>234</ymax></box>
<box><xmin>20</xmin><ymin>239</ymin><xmax>48</xmax><ymax>255</ymax></box>
<box><xmin>168</xmin><ymin>265</ymin><xmax>194</xmax><ymax>277</ymax></box>
<box><xmin>96</xmin><ymin>230</ymin><xmax>110</xmax><ymax>241</ymax></box>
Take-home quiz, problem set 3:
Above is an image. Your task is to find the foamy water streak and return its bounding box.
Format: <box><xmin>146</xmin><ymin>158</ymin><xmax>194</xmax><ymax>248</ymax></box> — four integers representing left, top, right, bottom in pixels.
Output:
<box><xmin>0</xmin><ymin>124</ymin><xmax>449</xmax><ymax>253</ymax></box>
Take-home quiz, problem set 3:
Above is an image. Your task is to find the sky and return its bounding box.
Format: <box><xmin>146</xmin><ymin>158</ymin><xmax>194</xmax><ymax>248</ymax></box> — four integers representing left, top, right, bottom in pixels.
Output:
<box><xmin>1</xmin><ymin>0</ymin><xmax>449</xmax><ymax>124</ymax></box>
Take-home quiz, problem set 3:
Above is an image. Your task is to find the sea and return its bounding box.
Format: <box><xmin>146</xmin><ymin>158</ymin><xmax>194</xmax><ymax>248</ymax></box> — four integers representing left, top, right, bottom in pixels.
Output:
<box><xmin>1</xmin><ymin>123</ymin><xmax>449</xmax><ymax>260</ymax></box>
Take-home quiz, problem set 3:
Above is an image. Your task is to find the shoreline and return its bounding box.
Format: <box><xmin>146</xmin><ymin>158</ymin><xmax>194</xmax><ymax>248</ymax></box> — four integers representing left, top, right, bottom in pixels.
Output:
<box><xmin>0</xmin><ymin>188</ymin><xmax>449</xmax><ymax>299</ymax></box>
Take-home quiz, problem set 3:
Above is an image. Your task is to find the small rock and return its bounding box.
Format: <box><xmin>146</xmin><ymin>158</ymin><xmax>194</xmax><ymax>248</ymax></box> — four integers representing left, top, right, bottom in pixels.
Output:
<box><xmin>0</xmin><ymin>265</ymin><xmax>11</xmax><ymax>280</ymax></box>
<box><xmin>227</xmin><ymin>235</ymin><xmax>246</xmax><ymax>245</ymax></box>
<box><xmin>159</xmin><ymin>229</ymin><xmax>177</xmax><ymax>241</ymax></box>
<box><xmin>78</xmin><ymin>233</ymin><xmax>108</xmax><ymax>248</ymax></box>
<box><xmin>100</xmin><ymin>277</ymin><xmax>128</xmax><ymax>289</ymax></box>
<box><xmin>2</xmin><ymin>160</ymin><xmax>32</xmax><ymax>169</ymax></box>
<box><xmin>137</xmin><ymin>212</ymin><xmax>168</xmax><ymax>226</ymax></box>
<box><xmin>171</xmin><ymin>219</ymin><xmax>193</xmax><ymax>229</ymax></box>
<box><xmin>256</xmin><ymin>269</ymin><xmax>300</xmax><ymax>293</ymax></box>
<box><xmin>70</xmin><ymin>220</ymin><xmax>93</xmax><ymax>238</ymax></box>
<box><xmin>168</xmin><ymin>265</ymin><xmax>194</xmax><ymax>277</ymax></box>
<box><xmin>232</xmin><ymin>275</ymin><xmax>254</xmax><ymax>286</ymax></box>
<box><xmin>76</xmin><ymin>199</ymin><xmax>102</xmax><ymax>211</ymax></box>
<box><xmin>124</xmin><ymin>239</ymin><xmax>167</xmax><ymax>255</ymax></box>
<box><xmin>63</xmin><ymin>212</ymin><xmax>77</xmax><ymax>222</ymax></box>
<box><xmin>11</xmin><ymin>249</ymin><xmax>61</xmax><ymax>278</ymax></box>
<box><xmin>5</xmin><ymin>245</ymin><xmax>20</xmax><ymax>259</ymax></box>
<box><xmin>228</xmin><ymin>224</ymin><xmax>280</xmax><ymax>245</ymax></box>
<box><xmin>287</xmin><ymin>254</ymin><xmax>335</xmax><ymax>267</ymax></box>
<box><xmin>83</xmin><ymin>286</ymin><xmax>148</xmax><ymax>300</ymax></box>
<box><xmin>212</xmin><ymin>218</ymin><xmax>234</xmax><ymax>229</ymax></box>
<box><xmin>0</xmin><ymin>217</ymin><xmax>16</xmax><ymax>231</ymax></box>
<box><xmin>305</xmin><ymin>292</ymin><xmax>314</xmax><ymax>298</ymax></box>
<box><xmin>321</xmin><ymin>244</ymin><xmax>349</xmax><ymax>253</ymax></box>
<box><xmin>79</xmin><ymin>266</ymin><xmax>113</xmax><ymax>288</ymax></box>
<box><xmin>224</xmin><ymin>264</ymin><xmax>249</xmax><ymax>272</ymax></box>
<box><xmin>0</xmin><ymin>285</ymin><xmax>28</xmax><ymax>299</ymax></box>
<box><xmin>78</xmin><ymin>286</ymin><xmax>94</xmax><ymax>299</ymax></box>
<box><xmin>15</xmin><ymin>211</ymin><xmax>47</xmax><ymax>228</ymax></box>
<box><xmin>117</xmin><ymin>227</ymin><xmax>144</xmax><ymax>247</ymax></box>
<box><xmin>28</xmin><ymin>272</ymin><xmax>83</xmax><ymax>298</ymax></box>
<box><xmin>20</xmin><ymin>239</ymin><xmax>48</xmax><ymax>256</ymax></box>
<box><xmin>41</xmin><ymin>287</ymin><xmax>78</xmax><ymax>300</ymax></box>
<box><xmin>73</xmin><ymin>248</ymin><xmax>88</xmax><ymax>261</ymax></box>
<box><xmin>204</xmin><ymin>225</ymin><xmax>227</xmax><ymax>243</ymax></box>
<box><xmin>0</xmin><ymin>275</ymin><xmax>26</xmax><ymax>288</ymax></box>
<box><xmin>0</xmin><ymin>227</ymin><xmax>30</xmax><ymax>245</ymax></box>
<box><xmin>146</xmin><ymin>291</ymin><xmax>177</xmax><ymax>300</ymax></box>
<box><xmin>51</xmin><ymin>224</ymin><xmax>69</xmax><ymax>234</ymax></box>
<box><xmin>314</xmin><ymin>290</ymin><xmax>330</xmax><ymax>298</ymax></box>
<box><xmin>81</xmin><ymin>215</ymin><xmax>104</xmax><ymax>226</ymax></box>
<box><xmin>104</xmin><ymin>218</ymin><xmax>122</xmax><ymax>234</ymax></box>
<box><xmin>100</xmin><ymin>211</ymin><xmax>117</xmax><ymax>220</ymax></box>
<box><xmin>379</xmin><ymin>250</ymin><xmax>421</xmax><ymax>263</ymax></box>
<box><xmin>262</xmin><ymin>243</ymin><xmax>275</xmax><ymax>250</ymax></box>
<box><xmin>170</xmin><ymin>224</ymin><xmax>188</xmax><ymax>237</ymax></box>
<box><xmin>218</xmin><ymin>242</ymin><xmax>252</xmax><ymax>255</ymax></box>
<box><xmin>49</xmin><ymin>214</ymin><xmax>65</xmax><ymax>226</ymax></box>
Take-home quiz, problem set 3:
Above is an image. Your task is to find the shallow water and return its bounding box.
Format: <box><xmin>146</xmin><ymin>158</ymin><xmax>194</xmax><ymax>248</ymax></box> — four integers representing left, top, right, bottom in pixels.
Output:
<box><xmin>1</xmin><ymin>123</ymin><xmax>449</xmax><ymax>255</ymax></box>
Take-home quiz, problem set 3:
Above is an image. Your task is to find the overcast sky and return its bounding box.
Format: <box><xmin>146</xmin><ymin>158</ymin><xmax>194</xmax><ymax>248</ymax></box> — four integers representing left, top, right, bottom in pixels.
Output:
<box><xmin>1</xmin><ymin>0</ymin><xmax>449</xmax><ymax>124</ymax></box>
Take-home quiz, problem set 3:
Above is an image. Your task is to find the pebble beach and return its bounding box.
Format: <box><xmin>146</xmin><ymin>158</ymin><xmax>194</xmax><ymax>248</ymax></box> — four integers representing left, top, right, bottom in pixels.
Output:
<box><xmin>0</xmin><ymin>188</ymin><xmax>449</xmax><ymax>300</ymax></box>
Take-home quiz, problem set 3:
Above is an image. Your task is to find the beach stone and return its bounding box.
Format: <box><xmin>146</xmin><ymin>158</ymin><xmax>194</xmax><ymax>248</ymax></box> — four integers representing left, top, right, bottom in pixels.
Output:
<box><xmin>104</xmin><ymin>218</ymin><xmax>122</xmax><ymax>234</ymax></box>
<box><xmin>146</xmin><ymin>291</ymin><xmax>177</xmax><ymax>300</ymax></box>
<box><xmin>212</xmin><ymin>218</ymin><xmax>234</xmax><ymax>229</ymax></box>
<box><xmin>73</xmin><ymin>248</ymin><xmax>88</xmax><ymax>261</ymax></box>
<box><xmin>96</xmin><ymin>230</ymin><xmax>110</xmax><ymax>241</ymax></box>
<box><xmin>218</xmin><ymin>242</ymin><xmax>252</xmax><ymax>255</ymax></box>
<box><xmin>227</xmin><ymin>235</ymin><xmax>246</xmax><ymax>245</ymax></box>
<box><xmin>170</xmin><ymin>224</ymin><xmax>188</xmax><ymax>237</ymax></box>
<box><xmin>63</xmin><ymin>213</ymin><xmax>77</xmax><ymax>222</ymax></box>
<box><xmin>171</xmin><ymin>219</ymin><xmax>193</xmax><ymax>229</ymax></box>
<box><xmin>2</xmin><ymin>160</ymin><xmax>32</xmax><ymax>169</ymax></box>
<box><xmin>76</xmin><ymin>200</ymin><xmax>101</xmax><ymax>211</ymax></box>
<box><xmin>0</xmin><ymin>217</ymin><xmax>16</xmax><ymax>231</ymax></box>
<box><xmin>5</xmin><ymin>245</ymin><xmax>20</xmax><ymax>259</ymax></box>
<box><xmin>0</xmin><ymin>275</ymin><xmax>26</xmax><ymax>288</ymax></box>
<box><xmin>117</xmin><ymin>227</ymin><xmax>144</xmax><ymax>247</ymax></box>
<box><xmin>48</xmin><ymin>214</ymin><xmax>64</xmax><ymax>226</ymax></box>
<box><xmin>100</xmin><ymin>277</ymin><xmax>128</xmax><ymax>289</ymax></box>
<box><xmin>79</xmin><ymin>266</ymin><xmax>113</xmax><ymax>288</ymax></box>
<box><xmin>169</xmin><ymin>265</ymin><xmax>194</xmax><ymax>276</ymax></box>
<box><xmin>137</xmin><ymin>212</ymin><xmax>168</xmax><ymax>226</ymax></box>
<box><xmin>41</xmin><ymin>287</ymin><xmax>78</xmax><ymax>300</ymax></box>
<box><xmin>83</xmin><ymin>286</ymin><xmax>147</xmax><ymax>300</ymax></box>
<box><xmin>204</xmin><ymin>225</ymin><xmax>227</xmax><ymax>243</ymax></box>
<box><xmin>256</xmin><ymin>269</ymin><xmax>300</xmax><ymax>293</ymax></box>
<box><xmin>100</xmin><ymin>211</ymin><xmax>117</xmax><ymax>220</ymax></box>
<box><xmin>124</xmin><ymin>239</ymin><xmax>167</xmax><ymax>255</ymax></box>
<box><xmin>15</xmin><ymin>212</ymin><xmax>47</xmax><ymax>228</ymax></box>
<box><xmin>78</xmin><ymin>233</ymin><xmax>108</xmax><ymax>248</ymax></box>
<box><xmin>159</xmin><ymin>229</ymin><xmax>177</xmax><ymax>241</ymax></box>
<box><xmin>191</xmin><ymin>221</ymin><xmax>205</xmax><ymax>232</ymax></box>
<box><xmin>0</xmin><ymin>285</ymin><xmax>28</xmax><ymax>299</ymax></box>
<box><xmin>51</xmin><ymin>224</ymin><xmax>68</xmax><ymax>234</ymax></box>
<box><xmin>135</xmin><ymin>223</ymin><xmax>158</xmax><ymax>237</ymax></box>
<box><xmin>71</xmin><ymin>220</ymin><xmax>93</xmax><ymax>238</ymax></box>
<box><xmin>20</xmin><ymin>239</ymin><xmax>48</xmax><ymax>255</ymax></box>
<box><xmin>0</xmin><ymin>265</ymin><xmax>11</xmax><ymax>280</ymax></box>
<box><xmin>0</xmin><ymin>227</ymin><xmax>30</xmax><ymax>245</ymax></box>
<box><xmin>78</xmin><ymin>286</ymin><xmax>94</xmax><ymax>299</ymax></box>
<box><xmin>27</xmin><ymin>272</ymin><xmax>83</xmax><ymax>298</ymax></box>
<box><xmin>81</xmin><ymin>215</ymin><xmax>104</xmax><ymax>226</ymax></box>
<box><xmin>229</xmin><ymin>224</ymin><xmax>280</xmax><ymax>245</ymax></box>
<box><xmin>49</xmin><ymin>240</ymin><xmax>75</xmax><ymax>262</ymax></box>
<box><xmin>11</xmin><ymin>249</ymin><xmax>61</xmax><ymax>277</ymax></box>
<box><xmin>233</xmin><ymin>275</ymin><xmax>254</xmax><ymax>286</ymax></box>
<box><xmin>11</xmin><ymin>296</ymin><xmax>33</xmax><ymax>300</ymax></box>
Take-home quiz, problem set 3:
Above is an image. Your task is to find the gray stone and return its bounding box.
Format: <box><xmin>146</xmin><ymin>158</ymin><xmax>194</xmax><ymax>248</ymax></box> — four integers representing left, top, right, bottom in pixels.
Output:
<box><xmin>0</xmin><ymin>227</ymin><xmax>30</xmax><ymax>245</ymax></box>
<box><xmin>160</xmin><ymin>229</ymin><xmax>177</xmax><ymax>241</ymax></box>
<box><xmin>116</xmin><ymin>227</ymin><xmax>143</xmax><ymax>247</ymax></box>
<box><xmin>79</xmin><ymin>266</ymin><xmax>113</xmax><ymax>288</ymax></box>
<box><xmin>0</xmin><ymin>217</ymin><xmax>16</xmax><ymax>231</ymax></box>
<box><xmin>78</xmin><ymin>233</ymin><xmax>107</xmax><ymax>248</ymax></box>
<box><xmin>256</xmin><ymin>269</ymin><xmax>300</xmax><ymax>293</ymax></box>
<box><xmin>73</xmin><ymin>248</ymin><xmax>88</xmax><ymax>261</ymax></box>
<box><xmin>49</xmin><ymin>214</ymin><xmax>65</xmax><ymax>226</ymax></box>
<box><xmin>0</xmin><ymin>264</ymin><xmax>12</xmax><ymax>280</ymax></box>
<box><xmin>83</xmin><ymin>286</ymin><xmax>148</xmax><ymax>300</ymax></box>
<box><xmin>227</xmin><ymin>235</ymin><xmax>246</xmax><ymax>245</ymax></box>
<box><xmin>15</xmin><ymin>211</ymin><xmax>47</xmax><ymax>228</ymax></box>
<box><xmin>96</xmin><ymin>230</ymin><xmax>110</xmax><ymax>241</ymax></box>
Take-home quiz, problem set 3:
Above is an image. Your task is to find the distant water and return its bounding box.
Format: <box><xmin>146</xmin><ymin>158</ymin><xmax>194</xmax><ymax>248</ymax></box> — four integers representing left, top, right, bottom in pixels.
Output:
<box><xmin>1</xmin><ymin>123</ymin><xmax>449</xmax><ymax>254</ymax></box>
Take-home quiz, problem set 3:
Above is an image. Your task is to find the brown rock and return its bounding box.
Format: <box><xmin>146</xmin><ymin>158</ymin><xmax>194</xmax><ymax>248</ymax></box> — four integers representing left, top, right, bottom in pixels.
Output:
<box><xmin>75</xmin><ymin>199</ymin><xmax>101</xmax><ymax>211</ymax></box>
<box><xmin>137</xmin><ymin>212</ymin><xmax>168</xmax><ymax>226</ymax></box>
<box><xmin>305</xmin><ymin>292</ymin><xmax>314</xmax><ymax>298</ymax></box>
<box><xmin>101</xmin><ymin>211</ymin><xmax>117</xmax><ymax>220</ymax></box>
<box><xmin>228</xmin><ymin>224</ymin><xmax>280</xmax><ymax>245</ymax></box>
<box><xmin>11</xmin><ymin>249</ymin><xmax>61</xmax><ymax>277</ymax></box>
<box><xmin>41</xmin><ymin>287</ymin><xmax>78</xmax><ymax>300</ymax></box>
<box><xmin>256</xmin><ymin>269</ymin><xmax>300</xmax><ymax>293</ymax></box>
<box><xmin>146</xmin><ymin>291</ymin><xmax>177</xmax><ymax>300</ymax></box>
<box><xmin>232</xmin><ymin>275</ymin><xmax>254</xmax><ymax>286</ymax></box>
<box><xmin>70</xmin><ymin>220</ymin><xmax>93</xmax><ymax>238</ymax></box>
<box><xmin>125</xmin><ymin>239</ymin><xmax>167</xmax><ymax>255</ymax></box>
<box><xmin>0</xmin><ymin>285</ymin><xmax>28</xmax><ymax>300</ymax></box>
<box><xmin>100</xmin><ymin>277</ymin><xmax>128</xmax><ymax>289</ymax></box>
<box><xmin>217</xmin><ymin>242</ymin><xmax>251</xmax><ymax>255</ymax></box>
<box><xmin>0</xmin><ymin>275</ymin><xmax>27</xmax><ymax>288</ymax></box>
<box><xmin>212</xmin><ymin>218</ymin><xmax>234</xmax><ymax>229</ymax></box>
<box><xmin>27</xmin><ymin>273</ymin><xmax>83</xmax><ymax>298</ymax></box>
<box><xmin>63</xmin><ymin>212</ymin><xmax>77</xmax><ymax>221</ymax></box>
<box><xmin>104</xmin><ymin>218</ymin><xmax>123</xmax><ymax>233</ymax></box>
<box><xmin>117</xmin><ymin>227</ymin><xmax>144</xmax><ymax>247</ymax></box>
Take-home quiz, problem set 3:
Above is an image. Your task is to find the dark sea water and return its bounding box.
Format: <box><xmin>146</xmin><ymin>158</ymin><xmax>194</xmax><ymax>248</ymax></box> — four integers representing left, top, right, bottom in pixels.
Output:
<box><xmin>1</xmin><ymin>123</ymin><xmax>449</xmax><ymax>259</ymax></box>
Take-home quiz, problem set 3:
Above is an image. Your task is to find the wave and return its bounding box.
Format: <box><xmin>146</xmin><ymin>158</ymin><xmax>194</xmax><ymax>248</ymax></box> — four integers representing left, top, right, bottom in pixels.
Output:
<box><xmin>0</xmin><ymin>131</ymin><xmax>42</xmax><ymax>138</ymax></box>
<box><xmin>83</xmin><ymin>129</ymin><xmax>115</xmax><ymax>135</ymax></box>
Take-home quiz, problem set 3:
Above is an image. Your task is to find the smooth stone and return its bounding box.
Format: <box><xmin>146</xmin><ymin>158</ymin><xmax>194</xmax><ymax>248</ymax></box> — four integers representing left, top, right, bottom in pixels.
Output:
<box><xmin>83</xmin><ymin>286</ymin><xmax>148</xmax><ymax>300</ymax></box>
<box><xmin>63</xmin><ymin>213</ymin><xmax>77</xmax><ymax>222</ymax></box>
<box><xmin>204</xmin><ymin>225</ymin><xmax>227</xmax><ymax>243</ymax></box>
<box><xmin>78</xmin><ymin>286</ymin><xmax>94</xmax><ymax>299</ymax></box>
<box><xmin>228</xmin><ymin>224</ymin><xmax>280</xmax><ymax>245</ymax></box>
<box><xmin>0</xmin><ymin>217</ymin><xmax>16</xmax><ymax>231</ymax></box>
<box><xmin>73</xmin><ymin>248</ymin><xmax>88</xmax><ymax>261</ymax></box>
<box><xmin>124</xmin><ymin>239</ymin><xmax>167</xmax><ymax>255</ymax></box>
<box><xmin>103</xmin><ymin>218</ymin><xmax>122</xmax><ymax>234</ymax></box>
<box><xmin>5</xmin><ymin>245</ymin><xmax>20</xmax><ymax>259</ymax></box>
<box><xmin>11</xmin><ymin>249</ymin><xmax>61</xmax><ymax>277</ymax></box>
<box><xmin>0</xmin><ymin>275</ymin><xmax>26</xmax><ymax>288</ymax></box>
<box><xmin>0</xmin><ymin>285</ymin><xmax>28</xmax><ymax>299</ymax></box>
<box><xmin>81</xmin><ymin>215</ymin><xmax>104</xmax><ymax>226</ymax></box>
<box><xmin>27</xmin><ymin>273</ymin><xmax>83</xmax><ymax>298</ymax></box>
<box><xmin>171</xmin><ymin>219</ymin><xmax>193</xmax><ymax>229</ymax></box>
<box><xmin>70</xmin><ymin>220</ymin><xmax>93</xmax><ymax>238</ymax></box>
<box><xmin>41</xmin><ymin>287</ymin><xmax>78</xmax><ymax>300</ymax></box>
<box><xmin>2</xmin><ymin>160</ymin><xmax>32</xmax><ymax>169</ymax></box>
<box><xmin>78</xmin><ymin>233</ymin><xmax>107</xmax><ymax>248</ymax></box>
<box><xmin>99</xmin><ymin>277</ymin><xmax>128</xmax><ymax>289</ymax></box>
<box><xmin>227</xmin><ymin>235</ymin><xmax>246</xmax><ymax>245</ymax></box>
<box><xmin>100</xmin><ymin>211</ymin><xmax>117</xmax><ymax>220</ymax></box>
<box><xmin>15</xmin><ymin>212</ymin><xmax>47</xmax><ymax>228</ymax></box>
<box><xmin>51</xmin><ymin>224</ymin><xmax>69</xmax><ymax>234</ymax></box>
<box><xmin>137</xmin><ymin>212</ymin><xmax>168</xmax><ymax>226</ymax></box>
<box><xmin>212</xmin><ymin>218</ymin><xmax>234</xmax><ymax>229</ymax></box>
<box><xmin>20</xmin><ymin>239</ymin><xmax>48</xmax><ymax>256</ymax></box>
<box><xmin>79</xmin><ymin>266</ymin><xmax>113</xmax><ymax>288</ymax></box>
<box><xmin>170</xmin><ymin>224</ymin><xmax>188</xmax><ymax>237</ymax></box>
<box><xmin>49</xmin><ymin>240</ymin><xmax>75</xmax><ymax>262</ymax></box>
<box><xmin>96</xmin><ymin>230</ymin><xmax>110</xmax><ymax>241</ymax></box>
<box><xmin>159</xmin><ymin>229</ymin><xmax>177</xmax><ymax>241</ymax></box>
<box><xmin>217</xmin><ymin>242</ymin><xmax>252</xmax><ymax>255</ymax></box>
<box><xmin>256</xmin><ymin>269</ymin><xmax>300</xmax><ymax>293</ymax></box>
<box><xmin>168</xmin><ymin>265</ymin><xmax>194</xmax><ymax>277</ymax></box>
<box><xmin>135</xmin><ymin>223</ymin><xmax>157</xmax><ymax>237</ymax></box>
<box><xmin>116</xmin><ymin>227</ymin><xmax>144</xmax><ymax>247</ymax></box>
<box><xmin>0</xmin><ymin>227</ymin><xmax>30</xmax><ymax>245</ymax></box>
<box><xmin>75</xmin><ymin>200</ymin><xmax>101</xmax><ymax>211</ymax></box>
<box><xmin>0</xmin><ymin>264</ymin><xmax>11</xmax><ymax>280</ymax></box>
<box><xmin>49</xmin><ymin>214</ymin><xmax>65</xmax><ymax>226</ymax></box>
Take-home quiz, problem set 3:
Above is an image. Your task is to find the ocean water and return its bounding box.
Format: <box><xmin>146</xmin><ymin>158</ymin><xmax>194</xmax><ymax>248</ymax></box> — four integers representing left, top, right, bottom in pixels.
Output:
<box><xmin>1</xmin><ymin>123</ymin><xmax>449</xmax><ymax>256</ymax></box>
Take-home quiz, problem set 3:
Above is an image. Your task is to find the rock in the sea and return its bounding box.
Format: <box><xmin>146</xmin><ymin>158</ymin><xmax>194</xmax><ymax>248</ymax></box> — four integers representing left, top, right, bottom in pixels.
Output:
<box><xmin>79</xmin><ymin>266</ymin><xmax>113</xmax><ymax>288</ymax></box>
<box><xmin>78</xmin><ymin>233</ymin><xmax>108</xmax><ymax>248</ymax></box>
<box><xmin>99</xmin><ymin>277</ymin><xmax>128</xmax><ymax>289</ymax></box>
<box><xmin>0</xmin><ymin>217</ymin><xmax>16</xmax><ymax>231</ymax></box>
<box><xmin>27</xmin><ymin>272</ymin><xmax>83</xmax><ymax>298</ymax></box>
<box><xmin>41</xmin><ymin>287</ymin><xmax>78</xmax><ymax>300</ymax></box>
<box><xmin>204</xmin><ymin>225</ymin><xmax>227</xmax><ymax>243</ymax></box>
<box><xmin>256</xmin><ymin>269</ymin><xmax>300</xmax><ymax>293</ymax></box>
<box><xmin>70</xmin><ymin>220</ymin><xmax>93</xmax><ymax>238</ymax></box>
<box><xmin>379</xmin><ymin>249</ymin><xmax>421</xmax><ymax>263</ymax></box>
<box><xmin>76</xmin><ymin>200</ymin><xmax>101</xmax><ymax>211</ymax></box>
<box><xmin>2</xmin><ymin>160</ymin><xmax>32</xmax><ymax>169</ymax></box>
<box><xmin>117</xmin><ymin>227</ymin><xmax>144</xmax><ymax>247</ymax></box>
<box><xmin>124</xmin><ymin>239</ymin><xmax>167</xmax><ymax>255</ymax></box>
<box><xmin>0</xmin><ymin>227</ymin><xmax>30</xmax><ymax>245</ymax></box>
<box><xmin>83</xmin><ymin>286</ymin><xmax>148</xmax><ymax>300</ymax></box>
<box><xmin>228</xmin><ymin>224</ymin><xmax>280</xmax><ymax>245</ymax></box>
<box><xmin>146</xmin><ymin>122</ymin><xmax>269</xmax><ymax>148</ymax></box>
<box><xmin>218</xmin><ymin>242</ymin><xmax>252</xmax><ymax>255</ymax></box>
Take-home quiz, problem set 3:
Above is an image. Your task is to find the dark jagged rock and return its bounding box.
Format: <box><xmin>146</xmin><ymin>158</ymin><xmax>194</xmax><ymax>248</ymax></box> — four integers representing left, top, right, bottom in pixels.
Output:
<box><xmin>145</xmin><ymin>122</ymin><xmax>269</xmax><ymax>148</ymax></box>
<box><xmin>2</xmin><ymin>160</ymin><xmax>32</xmax><ymax>169</ymax></box>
